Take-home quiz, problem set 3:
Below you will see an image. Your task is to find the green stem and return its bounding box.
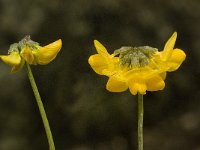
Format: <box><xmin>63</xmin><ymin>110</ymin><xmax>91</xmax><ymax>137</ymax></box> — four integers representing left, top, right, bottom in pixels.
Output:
<box><xmin>26</xmin><ymin>63</ymin><xmax>55</xmax><ymax>150</ymax></box>
<box><xmin>138</xmin><ymin>93</ymin><xmax>143</xmax><ymax>150</ymax></box>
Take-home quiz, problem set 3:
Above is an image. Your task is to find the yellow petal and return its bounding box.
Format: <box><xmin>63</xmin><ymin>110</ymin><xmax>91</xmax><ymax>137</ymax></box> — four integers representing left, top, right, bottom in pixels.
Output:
<box><xmin>94</xmin><ymin>40</ymin><xmax>110</xmax><ymax>57</ymax></box>
<box><xmin>0</xmin><ymin>52</ymin><xmax>21</xmax><ymax>66</ymax></box>
<box><xmin>128</xmin><ymin>77</ymin><xmax>147</xmax><ymax>95</ymax></box>
<box><xmin>146</xmin><ymin>75</ymin><xmax>165</xmax><ymax>91</ymax></box>
<box><xmin>167</xmin><ymin>48</ymin><xmax>186</xmax><ymax>72</ymax></box>
<box><xmin>33</xmin><ymin>39</ymin><xmax>62</xmax><ymax>65</ymax></box>
<box><xmin>125</xmin><ymin>66</ymin><xmax>159</xmax><ymax>79</ymax></box>
<box><xmin>106</xmin><ymin>76</ymin><xmax>128</xmax><ymax>92</ymax></box>
<box><xmin>11</xmin><ymin>59</ymin><xmax>25</xmax><ymax>73</ymax></box>
<box><xmin>159</xmin><ymin>72</ymin><xmax>167</xmax><ymax>80</ymax></box>
<box><xmin>88</xmin><ymin>54</ymin><xmax>109</xmax><ymax>75</ymax></box>
<box><xmin>20</xmin><ymin>47</ymin><xmax>34</xmax><ymax>64</ymax></box>
<box><xmin>161</xmin><ymin>32</ymin><xmax>177</xmax><ymax>61</ymax></box>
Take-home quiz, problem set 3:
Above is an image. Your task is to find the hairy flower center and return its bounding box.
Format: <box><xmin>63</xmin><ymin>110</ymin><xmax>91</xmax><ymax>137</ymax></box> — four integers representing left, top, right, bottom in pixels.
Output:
<box><xmin>114</xmin><ymin>46</ymin><xmax>158</xmax><ymax>68</ymax></box>
<box><xmin>8</xmin><ymin>35</ymin><xmax>39</xmax><ymax>54</ymax></box>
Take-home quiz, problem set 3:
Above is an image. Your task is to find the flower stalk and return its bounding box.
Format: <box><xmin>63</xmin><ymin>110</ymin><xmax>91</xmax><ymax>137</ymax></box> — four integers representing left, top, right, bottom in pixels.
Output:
<box><xmin>26</xmin><ymin>63</ymin><xmax>55</xmax><ymax>150</ymax></box>
<box><xmin>138</xmin><ymin>94</ymin><xmax>143</xmax><ymax>150</ymax></box>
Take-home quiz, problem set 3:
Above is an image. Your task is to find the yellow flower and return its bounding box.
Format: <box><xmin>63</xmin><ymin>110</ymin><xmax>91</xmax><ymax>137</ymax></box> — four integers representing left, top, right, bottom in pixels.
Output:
<box><xmin>88</xmin><ymin>32</ymin><xmax>186</xmax><ymax>95</ymax></box>
<box><xmin>0</xmin><ymin>36</ymin><xmax>62</xmax><ymax>73</ymax></box>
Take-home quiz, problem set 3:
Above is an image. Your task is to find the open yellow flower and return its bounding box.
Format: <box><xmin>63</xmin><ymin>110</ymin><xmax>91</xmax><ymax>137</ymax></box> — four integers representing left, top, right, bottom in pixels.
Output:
<box><xmin>0</xmin><ymin>36</ymin><xmax>62</xmax><ymax>73</ymax></box>
<box><xmin>88</xmin><ymin>32</ymin><xmax>186</xmax><ymax>95</ymax></box>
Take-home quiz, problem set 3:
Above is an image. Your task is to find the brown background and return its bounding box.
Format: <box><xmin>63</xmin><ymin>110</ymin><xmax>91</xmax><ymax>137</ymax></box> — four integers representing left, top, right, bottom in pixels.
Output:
<box><xmin>0</xmin><ymin>0</ymin><xmax>198</xmax><ymax>149</ymax></box>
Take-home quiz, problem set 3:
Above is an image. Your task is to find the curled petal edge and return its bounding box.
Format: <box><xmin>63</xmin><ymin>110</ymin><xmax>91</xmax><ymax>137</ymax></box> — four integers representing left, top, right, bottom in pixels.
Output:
<box><xmin>33</xmin><ymin>39</ymin><xmax>62</xmax><ymax>65</ymax></box>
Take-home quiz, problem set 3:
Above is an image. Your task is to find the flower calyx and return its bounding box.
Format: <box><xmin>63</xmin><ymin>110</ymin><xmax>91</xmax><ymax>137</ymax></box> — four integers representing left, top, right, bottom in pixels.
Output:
<box><xmin>8</xmin><ymin>35</ymin><xmax>39</xmax><ymax>54</ymax></box>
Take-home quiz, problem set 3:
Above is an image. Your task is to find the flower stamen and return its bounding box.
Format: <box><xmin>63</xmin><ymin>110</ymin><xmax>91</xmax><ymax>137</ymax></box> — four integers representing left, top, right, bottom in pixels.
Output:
<box><xmin>114</xmin><ymin>46</ymin><xmax>158</xmax><ymax>68</ymax></box>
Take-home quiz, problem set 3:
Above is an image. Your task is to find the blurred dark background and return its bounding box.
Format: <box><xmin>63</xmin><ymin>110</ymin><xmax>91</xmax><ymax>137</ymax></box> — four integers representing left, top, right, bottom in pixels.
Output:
<box><xmin>0</xmin><ymin>0</ymin><xmax>198</xmax><ymax>149</ymax></box>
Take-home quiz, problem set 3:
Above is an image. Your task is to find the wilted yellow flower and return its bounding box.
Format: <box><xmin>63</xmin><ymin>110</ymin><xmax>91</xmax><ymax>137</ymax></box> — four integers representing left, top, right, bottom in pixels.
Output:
<box><xmin>0</xmin><ymin>36</ymin><xmax>62</xmax><ymax>73</ymax></box>
<box><xmin>88</xmin><ymin>32</ymin><xmax>186</xmax><ymax>95</ymax></box>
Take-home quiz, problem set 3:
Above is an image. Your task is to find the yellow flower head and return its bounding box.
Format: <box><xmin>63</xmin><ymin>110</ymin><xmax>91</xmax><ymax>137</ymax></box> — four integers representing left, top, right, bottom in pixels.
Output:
<box><xmin>88</xmin><ymin>32</ymin><xmax>186</xmax><ymax>95</ymax></box>
<box><xmin>0</xmin><ymin>36</ymin><xmax>62</xmax><ymax>73</ymax></box>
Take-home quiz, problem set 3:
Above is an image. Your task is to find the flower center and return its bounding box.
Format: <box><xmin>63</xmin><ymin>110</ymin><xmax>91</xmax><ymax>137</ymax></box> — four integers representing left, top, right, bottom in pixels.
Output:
<box><xmin>8</xmin><ymin>35</ymin><xmax>39</xmax><ymax>54</ymax></box>
<box><xmin>114</xmin><ymin>46</ymin><xmax>158</xmax><ymax>68</ymax></box>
